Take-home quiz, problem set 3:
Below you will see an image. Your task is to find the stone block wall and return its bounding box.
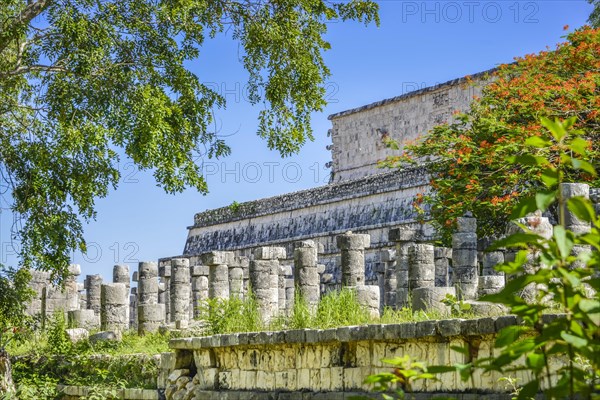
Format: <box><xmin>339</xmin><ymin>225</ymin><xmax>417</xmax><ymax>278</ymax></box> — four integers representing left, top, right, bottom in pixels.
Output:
<box><xmin>328</xmin><ymin>70</ymin><xmax>491</xmax><ymax>182</ymax></box>
<box><xmin>182</xmin><ymin>168</ymin><xmax>432</xmax><ymax>286</ymax></box>
<box><xmin>161</xmin><ymin>315</ymin><xmax>563</xmax><ymax>399</ymax></box>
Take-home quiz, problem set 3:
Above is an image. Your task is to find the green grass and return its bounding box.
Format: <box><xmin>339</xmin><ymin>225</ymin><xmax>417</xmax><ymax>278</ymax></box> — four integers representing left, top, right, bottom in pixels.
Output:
<box><xmin>197</xmin><ymin>287</ymin><xmax>489</xmax><ymax>335</ymax></box>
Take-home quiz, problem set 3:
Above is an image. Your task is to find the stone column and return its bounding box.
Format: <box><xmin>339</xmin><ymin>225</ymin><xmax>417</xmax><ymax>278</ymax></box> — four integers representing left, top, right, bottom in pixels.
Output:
<box><xmin>355</xmin><ymin>285</ymin><xmax>380</xmax><ymax>319</ymax></box>
<box><xmin>138</xmin><ymin>303</ymin><xmax>165</xmax><ymax>335</ymax></box>
<box><xmin>336</xmin><ymin>232</ymin><xmax>379</xmax><ymax>318</ymax></box>
<box><xmin>408</xmin><ymin>244</ymin><xmax>435</xmax><ymax>290</ymax></box>
<box><xmin>560</xmin><ymin>183</ymin><xmax>591</xmax><ymax>234</ymax></box>
<box><xmin>278</xmin><ymin>265</ymin><xmax>292</xmax><ymax>313</ymax></box>
<box><xmin>591</xmin><ymin>188</ymin><xmax>600</xmax><ymax>216</ymax></box>
<box><xmin>481</xmin><ymin>251</ymin><xmax>504</xmax><ymax>276</ymax></box>
<box><xmin>158</xmin><ymin>281</ymin><xmax>167</xmax><ymax>311</ymax></box>
<box><xmin>389</xmin><ymin>227</ymin><xmax>418</xmax><ymax>308</ymax></box>
<box><xmin>26</xmin><ymin>270</ymin><xmax>50</xmax><ymax>316</ymax></box>
<box><xmin>250</xmin><ymin>247</ymin><xmax>285</xmax><ymax>324</ymax></box>
<box><xmin>285</xmin><ymin>274</ymin><xmax>295</xmax><ymax>315</ymax></box>
<box><xmin>560</xmin><ymin>183</ymin><xmax>591</xmax><ymax>269</ymax></box>
<box><xmin>65</xmin><ymin>264</ymin><xmax>81</xmax><ymax>312</ymax></box>
<box><xmin>130</xmin><ymin>290</ymin><xmax>137</xmax><ymax>330</ymax></box>
<box><xmin>190</xmin><ymin>265</ymin><xmax>209</xmax><ymax>319</ymax></box>
<box><xmin>236</xmin><ymin>256</ymin><xmax>250</xmax><ymax>295</ymax></box>
<box><xmin>452</xmin><ymin>214</ymin><xmax>479</xmax><ymax>300</ymax></box>
<box><xmin>159</xmin><ymin>263</ymin><xmax>171</xmax><ymax>322</ymax></box>
<box><xmin>77</xmin><ymin>282</ymin><xmax>86</xmax><ymax>311</ymax></box>
<box><xmin>381</xmin><ymin>249</ymin><xmax>397</xmax><ymax>308</ymax></box>
<box><xmin>113</xmin><ymin>264</ymin><xmax>130</xmax><ymax>326</ymax></box>
<box><xmin>412</xmin><ymin>286</ymin><xmax>456</xmax><ymax>316</ymax></box>
<box><xmin>137</xmin><ymin>261</ymin><xmax>164</xmax><ymax>334</ymax></box>
<box><xmin>201</xmin><ymin>251</ymin><xmax>233</xmax><ymax>300</ymax></box>
<box><xmin>336</xmin><ymin>232</ymin><xmax>370</xmax><ymax>287</ymax></box>
<box><xmin>85</xmin><ymin>274</ymin><xmax>103</xmax><ymax>316</ymax></box>
<box><xmin>170</xmin><ymin>258</ymin><xmax>191</xmax><ymax>327</ymax></box>
<box><xmin>113</xmin><ymin>264</ymin><xmax>130</xmax><ymax>289</ymax></box>
<box><xmin>434</xmin><ymin>247</ymin><xmax>451</xmax><ymax>287</ymax></box>
<box><xmin>100</xmin><ymin>283</ymin><xmax>129</xmax><ymax>332</ymax></box>
<box><xmin>138</xmin><ymin>262</ymin><xmax>159</xmax><ymax>305</ymax></box>
<box><xmin>68</xmin><ymin>309</ymin><xmax>99</xmax><ymax>330</ymax></box>
<box><xmin>294</xmin><ymin>240</ymin><xmax>320</xmax><ymax>309</ymax></box>
<box><xmin>229</xmin><ymin>260</ymin><xmax>245</xmax><ymax>300</ymax></box>
<box><xmin>42</xmin><ymin>264</ymin><xmax>80</xmax><ymax>322</ymax></box>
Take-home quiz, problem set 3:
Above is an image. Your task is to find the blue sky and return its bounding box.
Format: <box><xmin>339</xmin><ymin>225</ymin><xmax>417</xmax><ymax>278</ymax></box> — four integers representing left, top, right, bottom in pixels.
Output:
<box><xmin>0</xmin><ymin>0</ymin><xmax>593</xmax><ymax>281</ymax></box>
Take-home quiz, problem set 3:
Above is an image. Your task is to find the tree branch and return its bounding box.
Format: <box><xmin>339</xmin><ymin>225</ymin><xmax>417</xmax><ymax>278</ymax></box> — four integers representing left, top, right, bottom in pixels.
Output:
<box><xmin>0</xmin><ymin>0</ymin><xmax>53</xmax><ymax>55</ymax></box>
<box><xmin>0</xmin><ymin>64</ymin><xmax>67</xmax><ymax>77</ymax></box>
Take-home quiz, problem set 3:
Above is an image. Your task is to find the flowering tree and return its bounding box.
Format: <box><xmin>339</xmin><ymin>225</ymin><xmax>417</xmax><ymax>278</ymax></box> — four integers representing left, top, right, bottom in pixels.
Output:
<box><xmin>385</xmin><ymin>26</ymin><xmax>600</xmax><ymax>243</ymax></box>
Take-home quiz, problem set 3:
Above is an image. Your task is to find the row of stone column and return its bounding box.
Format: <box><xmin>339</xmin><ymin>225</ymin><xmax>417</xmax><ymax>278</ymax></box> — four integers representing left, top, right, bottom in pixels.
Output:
<box><xmin>66</xmin><ymin>181</ymin><xmax>596</xmax><ymax>333</ymax></box>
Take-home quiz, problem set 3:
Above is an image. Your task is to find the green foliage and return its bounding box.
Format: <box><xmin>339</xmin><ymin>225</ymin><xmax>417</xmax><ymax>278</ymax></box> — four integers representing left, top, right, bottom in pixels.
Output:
<box><xmin>11</xmin><ymin>352</ymin><xmax>160</xmax><ymax>391</ymax></box>
<box><xmin>589</xmin><ymin>0</ymin><xmax>600</xmax><ymax>28</ymax></box>
<box><xmin>383</xmin><ymin>26</ymin><xmax>600</xmax><ymax>245</ymax></box>
<box><xmin>228</xmin><ymin>201</ymin><xmax>242</xmax><ymax>214</ymax></box>
<box><xmin>440</xmin><ymin>294</ymin><xmax>472</xmax><ymax>318</ymax></box>
<box><xmin>0</xmin><ymin>266</ymin><xmax>34</xmax><ymax>351</ymax></box>
<box><xmin>366</xmin><ymin>118</ymin><xmax>600</xmax><ymax>399</ymax></box>
<box><xmin>46</xmin><ymin>311</ymin><xmax>71</xmax><ymax>355</ymax></box>
<box><xmin>312</xmin><ymin>288</ymin><xmax>371</xmax><ymax>328</ymax></box>
<box><xmin>473</xmin><ymin>118</ymin><xmax>600</xmax><ymax>399</ymax></box>
<box><xmin>198</xmin><ymin>291</ymin><xmax>264</xmax><ymax>335</ymax></box>
<box><xmin>0</xmin><ymin>373</ymin><xmax>59</xmax><ymax>400</ymax></box>
<box><xmin>0</xmin><ymin>0</ymin><xmax>379</xmax><ymax>280</ymax></box>
<box><xmin>285</xmin><ymin>291</ymin><xmax>313</xmax><ymax>330</ymax></box>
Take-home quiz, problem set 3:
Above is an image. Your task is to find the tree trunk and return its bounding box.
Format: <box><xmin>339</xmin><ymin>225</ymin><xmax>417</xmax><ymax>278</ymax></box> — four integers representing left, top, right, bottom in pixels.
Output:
<box><xmin>0</xmin><ymin>349</ymin><xmax>15</xmax><ymax>394</ymax></box>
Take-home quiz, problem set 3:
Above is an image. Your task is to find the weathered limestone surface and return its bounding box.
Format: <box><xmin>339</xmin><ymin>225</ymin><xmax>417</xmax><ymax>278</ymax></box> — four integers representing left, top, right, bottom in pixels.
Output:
<box><xmin>251</xmin><ymin>247</ymin><xmax>285</xmax><ymax>324</ymax></box>
<box><xmin>452</xmin><ymin>215</ymin><xmax>478</xmax><ymax>300</ymax></box>
<box><xmin>183</xmin><ymin>169</ymin><xmax>429</xmax><ymax>286</ymax></box>
<box><xmin>85</xmin><ymin>274</ymin><xmax>103</xmax><ymax>316</ymax></box>
<box><xmin>408</xmin><ymin>243</ymin><xmax>435</xmax><ymax>289</ymax></box>
<box><xmin>100</xmin><ymin>283</ymin><xmax>128</xmax><ymax>332</ymax></box>
<box><xmin>328</xmin><ymin>71</ymin><xmax>489</xmax><ymax>182</ymax></box>
<box><xmin>169</xmin><ymin>258</ymin><xmax>190</xmax><ymax>326</ymax></box>
<box><xmin>137</xmin><ymin>261</ymin><xmax>163</xmax><ymax>334</ymax></box>
<box><xmin>412</xmin><ymin>287</ymin><xmax>455</xmax><ymax>315</ymax></box>
<box><xmin>337</xmin><ymin>232</ymin><xmax>370</xmax><ymax>287</ymax></box>
<box><xmin>163</xmin><ymin>315</ymin><xmax>560</xmax><ymax>398</ymax></box>
<box><xmin>201</xmin><ymin>251</ymin><xmax>234</xmax><ymax>300</ymax></box>
<box><xmin>113</xmin><ymin>264</ymin><xmax>130</xmax><ymax>289</ymax></box>
<box><xmin>380</xmin><ymin>249</ymin><xmax>397</xmax><ymax>307</ymax></box>
<box><xmin>68</xmin><ymin>309</ymin><xmax>99</xmax><ymax>330</ymax></box>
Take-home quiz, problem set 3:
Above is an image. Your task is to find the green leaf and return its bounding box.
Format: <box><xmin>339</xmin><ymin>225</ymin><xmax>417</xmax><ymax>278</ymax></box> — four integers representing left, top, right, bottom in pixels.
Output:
<box><xmin>578</xmin><ymin>298</ymin><xmax>600</xmax><ymax>314</ymax></box>
<box><xmin>517</xmin><ymin>379</ymin><xmax>539</xmax><ymax>400</ymax></box>
<box><xmin>507</xmin><ymin>154</ymin><xmax>550</xmax><ymax>166</ymax></box>
<box><xmin>510</xmin><ymin>196</ymin><xmax>538</xmax><ymax>219</ymax></box>
<box><xmin>568</xmin><ymin>137</ymin><xmax>590</xmax><ymax>155</ymax></box>
<box><xmin>455</xmin><ymin>363</ymin><xmax>472</xmax><ymax>382</ymax></box>
<box><xmin>567</xmin><ymin>197</ymin><xmax>596</xmax><ymax>224</ymax></box>
<box><xmin>526</xmin><ymin>352</ymin><xmax>545</xmax><ymax>371</ymax></box>
<box><xmin>495</xmin><ymin>325</ymin><xmax>524</xmax><ymax>348</ymax></box>
<box><xmin>525</xmin><ymin>136</ymin><xmax>551</xmax><ymax>148</ymax></box>
<box><xmin>560</xmin><ymin>332</ymin><xmax>588</xmax><ymax>348</ymax></box>
<box><xmin>553</xmin><ymin>226</ymin><xmax>574</xmax><ymax>259</ymax></box>
<box><xmin>540</xmin><ymin>168</ymin><xmax>559</xmax><ymax>188</ymax></box>
<box><xmin>541</xmin><ymin>117</ymin><xmax>566</xmax><ymax>141</ymax></box>
<box><xmin>535</xmin><ymin>190</ymin><xmax>557</xmax><ymax>211</ymax></box>
<box><xmin>490</xmin><ymin>233</ymin><xmax>543</xmax><ymax>250</ymax></box>
<box><xmin>571</xmin><ymin>158</ymin><xmax>598</xmax><ymax>176</ymax></box>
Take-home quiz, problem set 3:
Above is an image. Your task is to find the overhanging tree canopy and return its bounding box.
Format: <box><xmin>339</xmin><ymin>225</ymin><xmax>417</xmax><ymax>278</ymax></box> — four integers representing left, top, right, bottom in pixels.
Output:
<box><xmin>0</xmin><ymin>0</ymin><xmax>379</xmax><ymax>279</ymax></box>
